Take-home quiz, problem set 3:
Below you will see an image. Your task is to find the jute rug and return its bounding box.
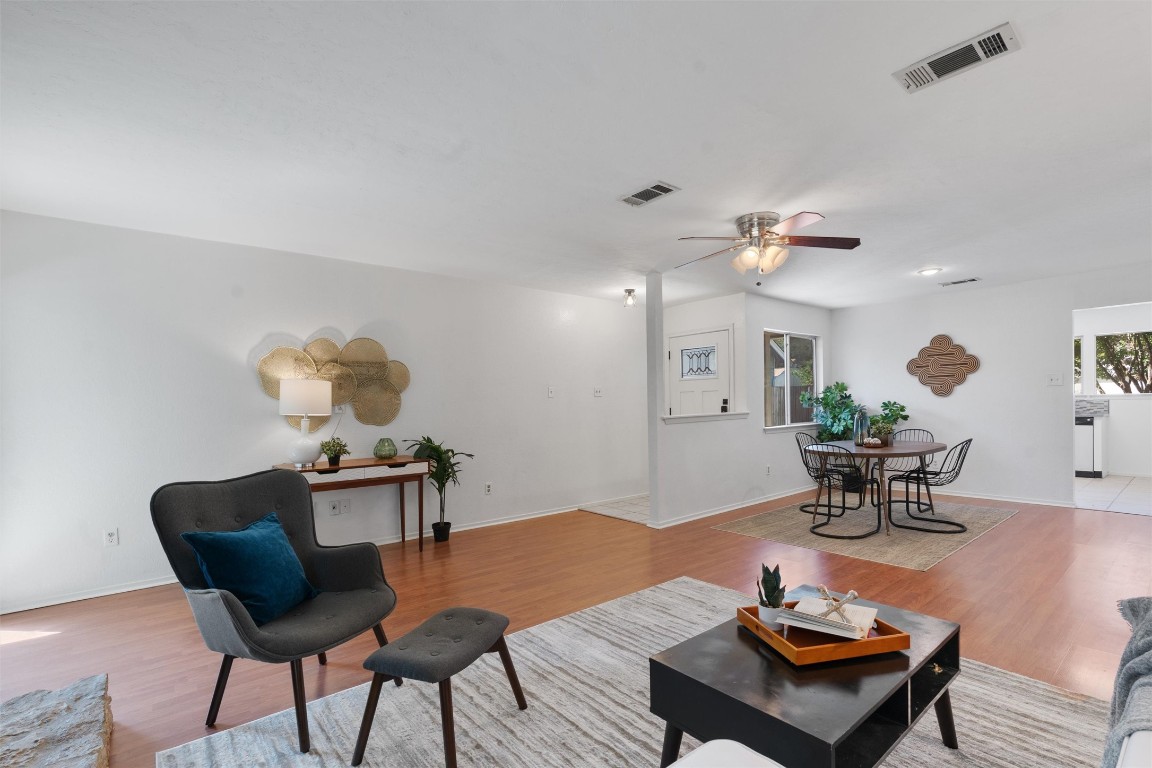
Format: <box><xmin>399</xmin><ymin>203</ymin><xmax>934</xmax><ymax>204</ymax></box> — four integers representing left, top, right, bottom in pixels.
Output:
<box><xmin>157</xmin><ymin>577</ymin><xmax>1106</xmax><ymax>767</ymax></box>
<box><xmin>713</xmin><ymin>501</ymin><xmax>1017</xmax><ymax>571</ymax></box>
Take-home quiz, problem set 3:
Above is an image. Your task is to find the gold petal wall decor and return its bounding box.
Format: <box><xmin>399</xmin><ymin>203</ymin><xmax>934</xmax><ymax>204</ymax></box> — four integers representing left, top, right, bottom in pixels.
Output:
<box><xmin>352</xmin><ymin>379</ymin><xmax>402</xmax><ymax>426</ymax></box>
<box><xmin>304</xmin><ymin>338</ymin><xmax>342</xmax><ymax>367</ymax></box>
<box><xmin>340</xmin><ymin>337</ymin><xmax>390</xmax><ymax>383</ymax></box>
<box><xmin>907</xmin><ymin>334</ymin><xmax>980</xmax><ymax>396</ymax></box>
<box><xmin>257</xmin><ymin>347</ymin><xmax>319</xmax><ymax>398</ymax></box>
<box><xmin>257</xmin><ymin>335</ymin><xmax>411</xmax><ymax>428</ymax></box>
<box><xmin>316</xmin><ymin>361</ymin><xmax>357</xmax><ymax>406</ymax></box>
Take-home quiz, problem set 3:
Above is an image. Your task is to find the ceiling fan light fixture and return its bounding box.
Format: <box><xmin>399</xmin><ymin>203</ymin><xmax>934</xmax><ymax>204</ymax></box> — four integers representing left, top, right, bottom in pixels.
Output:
<box><xmin>730</xmin><ymin>255</ymin><xmax>750</xmax><ymax>275</ymax></box>
<box><xmin>758</xmin><ymin>245</ymin><xmax>789</xmax><ymax>274</ymax></box>
<box><xmin>917</xmin><ymin>267</ymin><xmax>943</xmax><ymax>276</ymax></box>
<box><xmin>737</xmin><ymin>245</ymin><xmax>760</xmax><ymax>270</ymax></box>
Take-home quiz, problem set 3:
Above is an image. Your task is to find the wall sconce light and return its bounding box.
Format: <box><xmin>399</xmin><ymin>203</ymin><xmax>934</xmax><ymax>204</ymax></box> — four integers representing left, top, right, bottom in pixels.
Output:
<box><xmin>279</xmin><ymin>379</ymin><xmax>332</xmax><ymax>467</ymax></box>
<box><xmin>624</xmin><ymin>289</ymin><xmax>637</xmax><ymax>307</ymax></box>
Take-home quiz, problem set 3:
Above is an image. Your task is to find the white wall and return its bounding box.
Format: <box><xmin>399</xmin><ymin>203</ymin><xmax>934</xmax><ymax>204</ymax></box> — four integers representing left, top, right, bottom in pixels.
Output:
<box><xmin>0</xmin><ymin>212</ymin><xmax>648</xmax><ymax>613</ymax></box>
<box><xmin>1073</xmin><ymin>302</ymin><xmax>1152</xmax><ymax>477</ymax></box>
<box><xmin>831</xmin><ymin>263</ymin><xmax>1152</xmax><ymax>505</ymax></box>
<box><xmin>650</xmin><ymin>292</ymin><xmax>833</xmax><ymax>526</ymax></box>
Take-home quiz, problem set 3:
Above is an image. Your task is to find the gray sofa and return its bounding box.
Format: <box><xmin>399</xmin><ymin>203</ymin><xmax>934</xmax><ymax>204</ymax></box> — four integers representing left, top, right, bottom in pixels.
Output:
<box><xmin>1106</xmin><ymin>596</ymin><xmax>1152</xmax><ymax>768</ymax></box>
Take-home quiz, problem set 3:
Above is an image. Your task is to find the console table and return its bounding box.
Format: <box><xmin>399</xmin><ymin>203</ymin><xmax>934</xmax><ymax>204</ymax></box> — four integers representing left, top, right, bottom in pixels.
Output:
<box><xmin>274</xmin><ymin>456</ymin><xmax>431</xmax><ymax>551</ymax></box>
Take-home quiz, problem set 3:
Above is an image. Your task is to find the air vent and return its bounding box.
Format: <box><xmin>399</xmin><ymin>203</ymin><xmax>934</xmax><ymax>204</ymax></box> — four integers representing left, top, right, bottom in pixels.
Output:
<box><xmin>620</xmin><ymin>181</ymin><xmax>680</xmax><ymax>207</ymax></box>
<box><xmin>894</xmin><ymin>23</ymin><xmax>1020</xmax><ymax>93</ymax></box>
<box><xmin>940</xmin><ymin>277</ymin><xmax>981</xmax><ymax>287</ymax></box>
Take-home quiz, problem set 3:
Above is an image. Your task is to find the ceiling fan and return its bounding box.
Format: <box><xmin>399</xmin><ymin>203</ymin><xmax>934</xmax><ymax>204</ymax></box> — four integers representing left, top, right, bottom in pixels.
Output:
<box><xmin>676</xmin><ymin>211</ymin><xmax>861</xmax><ymax>275</ymax></box>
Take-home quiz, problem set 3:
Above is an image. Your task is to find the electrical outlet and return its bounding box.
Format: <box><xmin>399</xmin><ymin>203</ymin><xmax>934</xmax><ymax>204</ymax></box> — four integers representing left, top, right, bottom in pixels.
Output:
<box><xmin>104</xmin><ymin>528</ymin><xmax>119</xmax><ymax>546</ymax></box>
<box><xmin>328</xmin><ymin>500</ymin><xmax>340</xmax><ymax>516</ymax></box>
<box><xmin>547</xmin><ymin>386</ymin><xmax>555</xmax><ymax>399</ymax></box>
<box><xmin>328</xmin><ymin>499</ymin><xmax>351</xmax><ymax>515</ymax></box>
<box><xmin>484</xmin><ymin>482</ymin><xmax>493</xmax><ymax>495</ymax></box>
<box><xmin>1046</xmin><ymin>373</ymin><xmax>1064</xmax><ymax>386</ymax></box>
<box><xmin>593</xmin><ymin>386</ymin><xmax>604</xmax><ymax>397</ymax></box>
<box><xmin>339</xmin><ymin>499</ymin><xmax>351</xmax><ymax>515</ymax></box>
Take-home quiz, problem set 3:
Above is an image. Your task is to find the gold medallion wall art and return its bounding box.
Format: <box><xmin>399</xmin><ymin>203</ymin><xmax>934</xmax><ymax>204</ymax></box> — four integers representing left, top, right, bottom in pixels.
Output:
<box><xmin>906</xmin><ymin>334</ymin><xmax>980</xmax><ymax>396</ymax></box>
<box><xmin>258</xmin><ymin>338</ymin><xmax>411</xmax><ymax>431</ymax></box>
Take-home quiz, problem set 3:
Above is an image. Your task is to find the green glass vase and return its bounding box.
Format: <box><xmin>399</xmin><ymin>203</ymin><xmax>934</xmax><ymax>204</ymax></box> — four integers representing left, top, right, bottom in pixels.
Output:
<box><xmin>373</xmin><ymin>438</ymin><xmax>398</xmax><ymax>460</ymax></box>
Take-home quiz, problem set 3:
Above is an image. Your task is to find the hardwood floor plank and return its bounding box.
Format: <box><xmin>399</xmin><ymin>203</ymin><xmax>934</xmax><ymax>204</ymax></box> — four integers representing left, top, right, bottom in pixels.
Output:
<box><xmin>0</xmin><ymin>491</ymin><xmax>1148</xmax><ymax>766</ymax></box>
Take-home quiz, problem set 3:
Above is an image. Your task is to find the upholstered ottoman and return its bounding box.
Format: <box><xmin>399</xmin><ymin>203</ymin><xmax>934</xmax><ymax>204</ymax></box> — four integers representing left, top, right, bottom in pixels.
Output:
<box><xmin>351</xmin><ymin>607</ymin><xmax>528</xmax><ymax>767</ymax></box>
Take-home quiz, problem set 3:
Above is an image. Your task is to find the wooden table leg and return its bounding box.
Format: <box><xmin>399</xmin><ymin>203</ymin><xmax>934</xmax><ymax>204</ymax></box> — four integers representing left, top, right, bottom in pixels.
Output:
<box><xmin>399</xmin><ymin>482</ymin><xmax>406</xmax><ymax>544</ymax></box>
<box><xmin>418</xmin><ymin>478</ymin><xmax>424</xmax><ymax>552</ymax></box>
<box><xmin>658</xmin><ymin>723</ymin><xmax>683</xmax><ymax>767</ymax></box>
<box><xmin>935</xmin><ymin>690</ymin><xmax>959</xmax><ymax>749</ymax></box>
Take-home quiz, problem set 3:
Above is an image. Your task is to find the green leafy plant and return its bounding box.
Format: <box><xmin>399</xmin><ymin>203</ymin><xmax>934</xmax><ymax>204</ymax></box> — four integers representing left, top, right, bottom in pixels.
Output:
<box><xmin>319</xmin><ymin>437</ymin><xmax>350</xmax><ymax>458</ymax></box>
<box><xmin>799</xmin><ymin>382</ymin><xmax>859</xmax><ymax>441</ymax></box>
<box><xmin>868</xmin><ymin>418</ymin><xmax>895</xmax><ymax>437</ymax></box>
<box><xmin>756</xmin><ymin>563</ymin><xmax>787</xmax><ymax>609</ymax></box>
<box><xmin>878</xmin><ymin>400</ymin><xmax>909</xmax><ymax>426</ymax></box>
<box><xmin>406</xmin><ymin>436</ymin><xmax>474</xmax><ymax>525</ymax></box>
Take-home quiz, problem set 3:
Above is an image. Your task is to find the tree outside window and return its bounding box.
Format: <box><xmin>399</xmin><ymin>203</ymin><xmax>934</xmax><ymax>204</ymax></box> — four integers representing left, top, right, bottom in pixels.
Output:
<box><xmin>1094</xmin><ymin>332</ymin><xmax>1152</xmax><ymax>394</ymax></box>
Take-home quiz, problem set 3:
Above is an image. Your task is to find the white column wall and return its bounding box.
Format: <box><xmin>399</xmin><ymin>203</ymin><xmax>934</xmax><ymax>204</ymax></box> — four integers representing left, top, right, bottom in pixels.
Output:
<box><xmin>650</xmin><ymin>291</ymin><xmax>833</xmax><ymax>526</ymax></box>
<box><xmin>0</xmin><ymin>212</ymin><xmax>648</xmax><ymax>612</ymax></box>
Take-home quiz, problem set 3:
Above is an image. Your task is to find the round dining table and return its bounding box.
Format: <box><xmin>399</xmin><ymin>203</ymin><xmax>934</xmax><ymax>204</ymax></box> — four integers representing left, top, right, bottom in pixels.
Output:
<box><xmin>804</xmin><ymin>440</ymin><xmax>947</xmax><ymax>534</ymax></box>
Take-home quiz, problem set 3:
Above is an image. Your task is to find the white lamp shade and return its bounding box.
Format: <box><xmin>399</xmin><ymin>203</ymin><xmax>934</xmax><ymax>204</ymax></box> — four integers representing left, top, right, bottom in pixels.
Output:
<box><xmin>737</xmin><ymin>246</ymin><xmax>760</xmax><ymax>269</ymax></box>
<box><xmin>730</xmin><ymin>255</ymin><xmax>749</xmax><ymax>275</ymax></box>
<box><xmin>758</xmin><ymin>246</ymin><xmax>789</xmax><ymax>274</ymax></box>
<box><xmin>278</xmin><ymin>379</ymin><xmax>332</xmax><ymax>416</ymax></box>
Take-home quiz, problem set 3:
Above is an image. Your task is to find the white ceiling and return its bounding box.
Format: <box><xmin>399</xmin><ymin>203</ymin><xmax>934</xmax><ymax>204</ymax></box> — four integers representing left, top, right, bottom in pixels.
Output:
<box><xmin>2</xmin><ymin>2</ymin><xmax>1149</xmax><ymax>308</ymax></box>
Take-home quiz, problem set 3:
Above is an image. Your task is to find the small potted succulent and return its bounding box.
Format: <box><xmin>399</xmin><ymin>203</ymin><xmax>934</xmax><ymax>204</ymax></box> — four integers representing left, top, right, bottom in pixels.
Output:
<box><xmin>868</xmin><ymin>418</ymin><xmax>895</xmax><ymax>446</ymax></box>
<box><xmin>319</xmin><ymin>436</ymin><xmax>350</xmax><ymax>468</ymax></box>
<box><xmin>756</xmin><ymin>563</ymin><xmax>787</xmax><ymax>629</ymax></box>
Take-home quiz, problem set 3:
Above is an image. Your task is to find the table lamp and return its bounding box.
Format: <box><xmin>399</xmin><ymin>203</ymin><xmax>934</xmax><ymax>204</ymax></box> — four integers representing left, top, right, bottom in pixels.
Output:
<box><xmin>279</xmin><ymin>379</ymin><xmax>332</xmax><ymax>467</ymax></box>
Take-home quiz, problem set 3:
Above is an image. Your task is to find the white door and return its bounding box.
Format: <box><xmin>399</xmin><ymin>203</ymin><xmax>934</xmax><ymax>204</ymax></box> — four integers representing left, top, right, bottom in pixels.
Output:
<box><xmin>667</xmin><ymin>329</ymin><xmax>731</xmax><ymax>416</ymax></box>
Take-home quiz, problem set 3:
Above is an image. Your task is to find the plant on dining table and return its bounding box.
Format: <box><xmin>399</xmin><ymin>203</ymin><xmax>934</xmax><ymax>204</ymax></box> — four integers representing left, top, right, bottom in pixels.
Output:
<box><xmin>799</xmin><ymin>382</ymin><xmax>859</xmax><ymax>441</ymax></box>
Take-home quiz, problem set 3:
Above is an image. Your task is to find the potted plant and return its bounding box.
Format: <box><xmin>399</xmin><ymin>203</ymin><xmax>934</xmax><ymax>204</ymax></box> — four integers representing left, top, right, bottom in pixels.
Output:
<box><xmin>799</xmin><ymin>382</ymin><xmax>859</xmax><ymax>441</ymax></box>
<box><xmin>868</xmin><ymin>401</ymin><xmax>909</xmax><ymax>446</ymax></box>
<box><xmin>406</xmin><ymin>436</ymin><xmax>474</xmax><ymax>542</ymax></box>
<box><xmin>319</xmin><ymin>436</ymin><xmax>350</xmax><ymax>466</ymax></box>
<box><xmin>756</xmin><ymin>563</ymin><xmax>787</xmax><ymax>629</ymax></box>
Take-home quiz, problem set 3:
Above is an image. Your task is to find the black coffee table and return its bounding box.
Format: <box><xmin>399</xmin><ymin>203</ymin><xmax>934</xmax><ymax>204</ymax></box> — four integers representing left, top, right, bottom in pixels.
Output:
<box><xmin>649</xmin><ymin>585</ymin><xmax>960</xmax><ymax>767</ymax></box>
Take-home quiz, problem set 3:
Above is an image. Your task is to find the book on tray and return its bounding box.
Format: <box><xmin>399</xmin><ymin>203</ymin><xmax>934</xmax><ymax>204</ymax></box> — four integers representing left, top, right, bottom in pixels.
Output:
<box><xmin>775</xmin><ymin>597</ymin><xmax>878</xmax><ymax>640</ymax></box>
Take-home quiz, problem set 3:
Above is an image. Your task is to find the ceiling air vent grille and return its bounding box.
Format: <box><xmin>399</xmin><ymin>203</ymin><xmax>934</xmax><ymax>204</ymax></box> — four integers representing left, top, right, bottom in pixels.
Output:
<box><xmin>620</xmin><ymin>181</ymin><xmax>680</xmax><ymax>207</ymax></box>
<box><xmin>940</xmin><ymin>277</ymin><xmax>981</xmax><ymax>287</ymax></box>
<box><xmin>894</xmin><ymin>22</ymin><xmax>1021</xmax><ymax>93</ymax></box>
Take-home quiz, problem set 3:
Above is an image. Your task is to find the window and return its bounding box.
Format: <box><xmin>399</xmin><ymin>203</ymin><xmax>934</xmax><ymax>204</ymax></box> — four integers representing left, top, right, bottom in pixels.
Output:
<box><xmin>764</xmin><ymin>331</ymin><xmax>816</xmax><ymax>427</ymax></box>
<box><xmin>1073</xmin><ymin>337</ymin><xmax>1082</xmax><ymax>395</ymax></box>
<box><xmin>1093</xmin><ymin>332</ymin><xmax>1152</xmax><ymax>394</ymax></box>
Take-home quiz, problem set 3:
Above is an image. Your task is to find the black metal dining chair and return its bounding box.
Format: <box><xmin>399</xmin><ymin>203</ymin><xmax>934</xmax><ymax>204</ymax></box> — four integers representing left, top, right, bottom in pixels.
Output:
<box><xmin>796</xmin><ymin>434</ymin><xmax>880</xmax><ymax>539</ymax></box>
<box><xmin>886</xmin><ymin>438</ymin><xmax>973</xmax><ymax>534</ymax></box>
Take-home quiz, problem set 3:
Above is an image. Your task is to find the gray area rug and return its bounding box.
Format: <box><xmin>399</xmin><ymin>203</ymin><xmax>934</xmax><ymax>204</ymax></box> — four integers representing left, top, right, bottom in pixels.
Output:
<box><xmin>714</xmin><ymin>502</ymin><xmax>1017</xmax><ymax>571</ymax></box>
<box><xmin>157</xmin><ymin>577</ymin><xmax>1106</xmax><ymax>767</ymax></box>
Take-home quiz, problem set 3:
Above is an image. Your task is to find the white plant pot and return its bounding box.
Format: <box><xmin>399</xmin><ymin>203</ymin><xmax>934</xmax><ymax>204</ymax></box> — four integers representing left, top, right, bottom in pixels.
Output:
<box><xmin>758</xmin><ymin>606</ymin><xmax>785</xmax><ymax>630</ymax></box>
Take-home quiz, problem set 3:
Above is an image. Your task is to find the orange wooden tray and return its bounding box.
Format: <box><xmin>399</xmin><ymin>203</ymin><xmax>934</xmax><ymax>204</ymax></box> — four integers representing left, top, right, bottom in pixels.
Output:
<box><xmin>737</xmin><ymin>602</ymin><xmax>910</xmax><ymax>666</ymax></box>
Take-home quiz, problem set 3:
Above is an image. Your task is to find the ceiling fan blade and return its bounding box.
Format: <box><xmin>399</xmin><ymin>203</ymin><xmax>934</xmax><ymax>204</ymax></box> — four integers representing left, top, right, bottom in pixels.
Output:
<box><xmin>781</xmin><ymin>235</ymin><xmax>861</xmax><ymax>250</ymax></box>
<box><xmin>770</xmin><ymin>211</ymin><xmax>824</xmax><ymax>236</ymax></box>
<box><xmin>675</xmin><ymin>243</ymin><xmax>743</xmax><ymax>269</ymax></box>
<box><xmin>677</xmin><ymin>236</ymin><xmax>748</xmax><ymax>241</ymax></box>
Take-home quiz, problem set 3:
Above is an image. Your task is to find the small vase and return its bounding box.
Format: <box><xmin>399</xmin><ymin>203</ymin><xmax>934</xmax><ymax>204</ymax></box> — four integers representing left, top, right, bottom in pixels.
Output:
<box><xmin>373</xmin><ymin>438</ymin><xmax>398</xmax><ymax>460</ymax></box>
<box><xmin>758</xmin><ymin>605</ymin><xmax>784</xmax><ymax>630</ymax></box>
<box><xmin>327</xmin><ymin>454</ymin><xmax>341</xmax><ymax>467</ymax></box>
<box><xmin>853</xmin><ymin>408</ymin><xmax>869</xmax><ymax>446</ymax></box>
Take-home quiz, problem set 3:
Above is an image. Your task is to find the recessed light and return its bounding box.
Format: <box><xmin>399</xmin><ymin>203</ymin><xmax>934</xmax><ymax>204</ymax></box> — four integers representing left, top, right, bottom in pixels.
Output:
<box><xmin>917</xmin><ymin>267</ymin><xmax>943</xmax><ymax>276</ymax></box>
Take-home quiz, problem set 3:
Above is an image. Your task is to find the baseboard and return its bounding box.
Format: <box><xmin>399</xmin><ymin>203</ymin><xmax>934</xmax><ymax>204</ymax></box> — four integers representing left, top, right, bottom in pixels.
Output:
<box><xmin>2</xmin><ymin>575</ymin><xmax>179</xmax><ymax>615</ymax></box>
<box><xmin>934</xmin><ymin>490</ymin><xmax>1075</xmax><ymax>508</ymax></box>
<box><xmin>646</xmin><ymin>487</ymin><xmax>811</xmax><ymax>529</ymax></box>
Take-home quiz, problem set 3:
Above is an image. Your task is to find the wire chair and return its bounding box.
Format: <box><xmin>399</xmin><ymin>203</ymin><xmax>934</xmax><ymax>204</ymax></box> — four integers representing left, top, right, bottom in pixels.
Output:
<box><xmin>880</xmin><ymin>428</ymin><xmax>936</xmax><ymax>474</ymax></box>
<box><xmin>886</xmin><ymin>438</ymin><xmax>973</xmax><ymax>534</ymax></box>
<box><xmin>796</xmin><ymin>434</ymin><xmax>880</xmax><ymax>539</ymax></box>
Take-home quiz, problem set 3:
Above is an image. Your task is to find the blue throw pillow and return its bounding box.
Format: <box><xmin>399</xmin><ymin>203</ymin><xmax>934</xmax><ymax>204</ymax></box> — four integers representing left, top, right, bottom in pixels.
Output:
<box><xmin>180</xmin><ymin>512</ymin><xmax>318</xmax><ymax>625</ymax></box>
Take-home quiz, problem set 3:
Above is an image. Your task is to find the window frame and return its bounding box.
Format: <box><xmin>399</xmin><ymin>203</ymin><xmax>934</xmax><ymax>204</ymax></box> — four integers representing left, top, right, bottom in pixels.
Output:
<box><xmin>763</xmin><ymin>329</ymin><xmax>819</xmax><ymax>429</ymax></box>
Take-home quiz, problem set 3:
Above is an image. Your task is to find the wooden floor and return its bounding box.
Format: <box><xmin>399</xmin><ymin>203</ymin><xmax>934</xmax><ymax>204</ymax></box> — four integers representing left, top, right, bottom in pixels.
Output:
<box><xmin>2</xmin><ymin>491</ymin><xmax>1150</xmax><ymax>767</ymax></box>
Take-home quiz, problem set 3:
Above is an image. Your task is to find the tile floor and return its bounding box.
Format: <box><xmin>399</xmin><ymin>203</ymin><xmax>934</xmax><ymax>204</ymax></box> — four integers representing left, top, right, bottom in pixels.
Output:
<box><xmin>1074</xmin><ymin>474</ymin><xmax>1152</xmax><ymax>516</ymax></box>
<box><xmin>582</xmin><ymin>494</ymin><xmax>650</xmax><ymax>524</ymax></box>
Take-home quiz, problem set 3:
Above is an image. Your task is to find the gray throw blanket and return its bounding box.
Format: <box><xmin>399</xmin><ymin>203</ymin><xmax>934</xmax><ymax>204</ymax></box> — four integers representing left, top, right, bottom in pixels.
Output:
<box><xmin>1103</xmin><ymin>596</ymin><xmax>1152</xmax><ymax>768</ymax></box>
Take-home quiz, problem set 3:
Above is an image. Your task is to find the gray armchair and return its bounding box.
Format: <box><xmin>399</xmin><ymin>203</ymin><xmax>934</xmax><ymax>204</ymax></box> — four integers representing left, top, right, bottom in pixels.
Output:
<box><xmin>150</xmin><ymin>468</ymin><xmax>398</xmax><ymax>752</ymax></box>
